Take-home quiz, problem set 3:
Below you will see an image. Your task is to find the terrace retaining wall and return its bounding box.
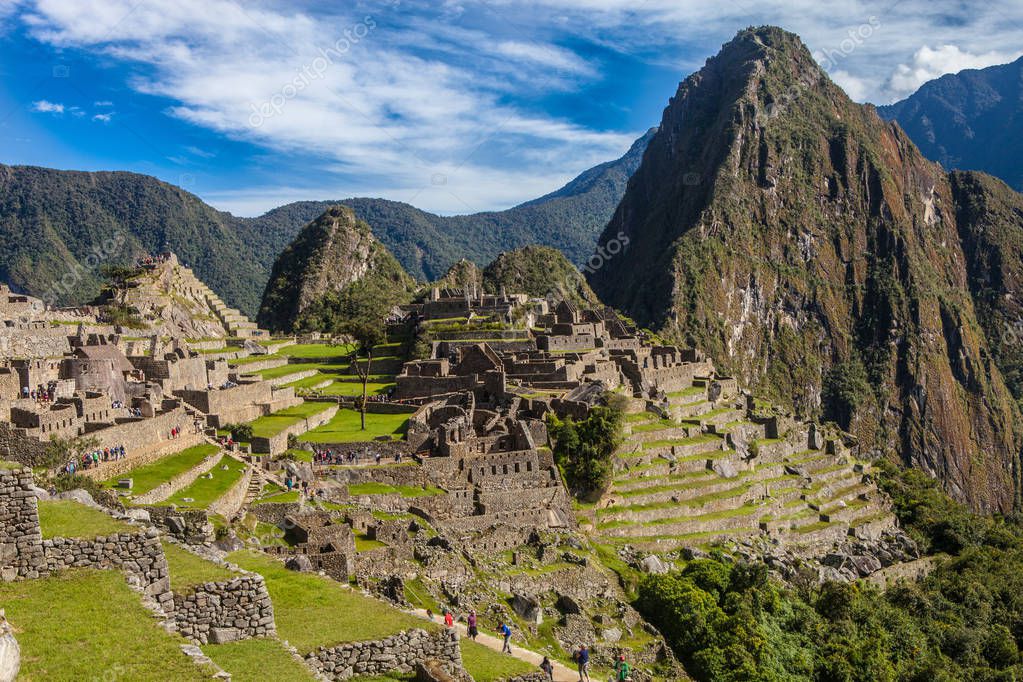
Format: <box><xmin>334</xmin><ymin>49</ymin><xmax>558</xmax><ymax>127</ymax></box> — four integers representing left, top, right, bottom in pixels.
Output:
<box><xmin>173</xmin><ymin>574</ymin><xmax>276</xmax><ymax>644</ymax></box>
<box><xmin>133</xmin><ymin>450</ymin><xmax>225</xmax><ymax>505</ymax></box>
<box><xmin>305</xmin><ymin>628</ymin><xmax>462</xmax><ymax>680</ymax></box>
<box><xmin>0</xmin><ymin>467</ymin><xmax>46</xmax><ymax>581</ymax></box>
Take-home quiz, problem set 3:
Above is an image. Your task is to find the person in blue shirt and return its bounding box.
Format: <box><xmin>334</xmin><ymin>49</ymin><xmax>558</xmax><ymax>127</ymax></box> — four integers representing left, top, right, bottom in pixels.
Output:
<box><xmin>573</xmin><ymin>644</ymin><xmax>591</xmax><ymax>681</ymax></box>
<box><xmin>499</xmin><ymin>622</ymin><xmax>512</xmax><ymax>653</ymax></box>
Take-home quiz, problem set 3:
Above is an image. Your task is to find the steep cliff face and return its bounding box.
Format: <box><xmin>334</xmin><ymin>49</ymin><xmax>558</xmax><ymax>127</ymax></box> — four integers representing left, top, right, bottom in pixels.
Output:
<box><xmin>590</xmin><ymin>26</ymin><xmax>1021</xmax><ymax>511</ymax></box>
<box><xmin>257</xmin><ymin>205</ymin><xmax>415</xmax><ymax>332</ymax></box>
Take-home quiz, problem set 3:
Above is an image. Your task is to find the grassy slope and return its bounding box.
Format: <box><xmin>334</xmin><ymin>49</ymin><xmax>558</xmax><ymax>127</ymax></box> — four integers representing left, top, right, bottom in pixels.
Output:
<box><xmin>300</xmin><ymin>408</ymin><xmax>411</xmax><ymax>444</ymax></box>
<box><xmin>459</xmin><ymin>639</ymin><xmax>536</xmax><ymax>681</ymax></box>
<box><xmin>163</xmin><ymin>457</ymin><xmax>247</xmax><ymax>509</ymax></box>
<box><xmin>248</xmin><ymin>401</ymin><xmax>334</xmax><ymax>439</ymax></box>
<box><xmin>227</xmin><ymin>550</ymin><xmax>428</xmax><ymax>654</ymax></box>
<box><xmin>202</xmin><ymin>638</ymin><xmax>318</xmax><ymax>682</ymax></box>
<box><xmin>0</xmin><ymin>569</ymin><xmax>211</xmax><ymax>681</ymax></box>
<box><xmin>162</xmin><ymin>541</ymin><xmax>237</xmax><ymax>593</ymax></box>
<box><xmin>103</xmin><ymin>444</ymin><xmax>219</xmax><ymax>495</ymax></box>
<box><xmin>37</xmin><ymin>500</ymin><xmax>133</xmax><ymax>539</ymax></box>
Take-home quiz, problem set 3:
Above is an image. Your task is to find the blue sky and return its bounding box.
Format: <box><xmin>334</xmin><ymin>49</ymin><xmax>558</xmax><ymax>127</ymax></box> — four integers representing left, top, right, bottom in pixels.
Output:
<box><xmin>1</xmin><ymin>0</ymin><xmax>1021</xmax><ymax>217</ymax></box>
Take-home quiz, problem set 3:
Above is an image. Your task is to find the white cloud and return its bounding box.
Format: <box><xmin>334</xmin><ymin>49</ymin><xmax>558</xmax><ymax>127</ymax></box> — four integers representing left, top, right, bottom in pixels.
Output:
<box><xmin>31</xmin><ymin>99</ymin><xmax>63</xmax><ymax>113</ymax></box>
<box><xmin>92</xmin><ymin>112</ymin><xmax>113</xmax><ymax>122</ymax></box>
<box><xmin>93</xmin><ymin>100</ymin><xmax>113</xmax><ymax>106</ymax></box>
<box><xmin>18</xmin><ymin>0</ymin><xmax>633</xmax><ymax>213</ymax></box>
<box><xmin>884</xmin><ymin>44</ymin><xmax>1023</xmax><ymax>100</ymax></box>
<box><xmin>829</xmin><ymin>70</ymin><xmax>870</xmax><ymax>102</ymax></box>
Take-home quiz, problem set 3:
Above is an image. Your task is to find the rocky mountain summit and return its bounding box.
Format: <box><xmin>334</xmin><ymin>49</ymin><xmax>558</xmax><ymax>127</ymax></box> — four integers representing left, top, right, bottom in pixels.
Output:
<box><xmin>589</xmin><ymin>26</ymin><xmax>1023</xmax><ymax>511</ymax></box>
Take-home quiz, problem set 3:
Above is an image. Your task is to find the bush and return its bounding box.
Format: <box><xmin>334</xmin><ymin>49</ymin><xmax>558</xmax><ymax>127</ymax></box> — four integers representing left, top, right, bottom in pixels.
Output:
<box><xmin>547</xmin><ymin>401</ymin><xmax>622</xmax><ymax>500</ymax></box>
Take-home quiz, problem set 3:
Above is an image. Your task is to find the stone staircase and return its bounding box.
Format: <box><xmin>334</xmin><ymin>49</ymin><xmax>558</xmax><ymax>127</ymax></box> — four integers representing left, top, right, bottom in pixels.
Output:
<box><xmin>589</xmin><ymin>386</ymin><xmax>897</xmax><ymax>555</ymax></box>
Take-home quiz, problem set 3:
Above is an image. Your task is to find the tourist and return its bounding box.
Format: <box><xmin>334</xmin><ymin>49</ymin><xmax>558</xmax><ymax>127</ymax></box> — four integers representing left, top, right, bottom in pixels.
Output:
<box><xmin>614</xmin><ymin>654</ymin><xmax>631</xmax><ymax>681</ymax></box>
<box><xmin>574</xmin><ymin>644</ymin><xmax>591</xmax><ymax>682</ymax></box>
<box><xmin>426</xmin><ymin>608</ymin><xmax>434</xmax><ymax>621</ymax></box>
<box><xmin>499</xmin><ymin>622</ymin><xmax>512</xmax><ymax>654</ymax></box>
<box><xmin>540</xmin><ymin>656</ymin><xmax>554</xmax><ymax>681</ymax></box>
<box><xmin>467</xmin><ymin>610</ymin><xmax>478</xmax><ymax>640</ymax></box>
<box><xmin>444</xmin><ymin>610</ymin><xmax>454</xmax><ymax>628</ymax></box>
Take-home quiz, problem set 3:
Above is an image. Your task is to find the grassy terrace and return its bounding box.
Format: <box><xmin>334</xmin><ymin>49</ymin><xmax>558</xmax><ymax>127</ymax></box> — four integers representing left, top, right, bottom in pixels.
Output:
<box><xmin>228</xmin><ymin>550</ymin><xmax>428</xmax><ymax>654</ymax></box>
<box><xmin>162</xmin><ymin>541</ymin><xmax>237</xmax><ymax>593</ymax></box>
<box><xmin>37</xmin><ymin>500</ymin><xmax>133</xmax><ymax>539</ymax></box>
<box><xmin>163</xmin><ymin>457</ymin><xmax>247</xmax><ymax>509</ymax></box>
<box><xmin>280</xmin><ymin>342</ymin><xmax>356</xmax><ymax>359</ymax></box>
<box><xmin>347</xmin><ymin>481</ymin><xmax>444</xmax><ymax>497</ymax></box>
<box><xmin>104</xmin><ymin>443</ymin><xmax>219</xmax><ymax>496</ymax></box>
<box><xmin>0</xmin><ymin>569</ymin><xmax>211</xmax><ymax>681</ymax></box>
<box><xmin>300</xmin><ymin>408</ymin><xmax>411</xmax><ymax>443</ymax></box>
<box><xmin>598</xmin><ymin>473</ymin><xmax>800</xmax><ymax>519</ymax></box>
<box><xmin>203</xmin><ymin>638</ymin><xmax>318</xmax><ymax>682</ymax></box>
<box><xmin>460</xmin><ymin>639</ymin><xmax>535</xmax><ymax>681</ymax></box>
<box><xmin>637</xmin><ymin>433</ymin><xmax>722</xmax><ymax>451</ymax></box>
<box><xmin>248</xmin><ymin>401</ymin><xmax>334</xmax><ymax>439</ymax></box>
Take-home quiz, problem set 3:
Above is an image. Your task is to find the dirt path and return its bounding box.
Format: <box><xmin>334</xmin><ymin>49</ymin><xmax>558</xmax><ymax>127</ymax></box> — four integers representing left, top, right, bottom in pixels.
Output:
<box><xmin>407</xmin><ymin>608</ymin><xmax>580</xmax><ymax>682</ymax></box>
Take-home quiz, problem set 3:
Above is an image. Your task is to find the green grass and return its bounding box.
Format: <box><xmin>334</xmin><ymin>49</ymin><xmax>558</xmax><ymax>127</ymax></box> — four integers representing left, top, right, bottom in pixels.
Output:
<box><xmin>163</xmin><ymin>457</ymin><xmax>247</xmax><ymax>509</ymax></box>
<box><xmin>319</xmin><ymin>380</ymin><xmax>396</xmax><ymax>397</ymax></box>
<box><xmin>300</xmin><ymin>408</ymin><xmax>411</xmax><ymax>443</ymax></box>
<box><xmin>37</xmin><ymin>500</ymin><xmax>133</xmax><ymax>539</ymax></box>
<box><xmin>0</xmin><ymin>569</ymin><xmax>211</xmax><ymax>681</ymax></box>
<box><xmin>104</xmin><ymin>444</ymin><xmax>219</xmax><ymax>496</ymax></box>
<box><xmin>162</xmin><ymin>541</ymin><xmax>237</xmax><ymax>592</ymax></box>
<box><xmin>255</xmin><ymin>363</ymin><xmax>325</xmax><ymax>379</ymax></box>
<box><xmin>280</xmin><ymin>343</ymin><xmax>355</xmax><ymax>359</ymax></box>
<box><xmin>202</xmin><ymin>638</ymin><xmax>318</xmax><ymax>682</ymax></box>
<box><xmin>247</xmin><ymin>401</ymin><xmax>334</xmax><ymax>439</ymax></box>
<box><xmin>459</xmin><ymin>639</ymin><xmax>536</xmax><ymax>681</ymax></box>
<box><xmin>254</xmin><ymin>491</ymin><xmax>301</xmax><ymax>505</ymax></box>
<box><xmin>355</xmin><ymin>532</ymin><xmax>387</xmax><ymax>552</ymax></box>
<box><xmin>227</xmin><ymin>550</ymin><xmax>429</xmax><ymax>654</ymax></box>
<box><xmin>347</xmin><ymin>482</ymin><xmax>444</xmax><ymax>497</ymax></box>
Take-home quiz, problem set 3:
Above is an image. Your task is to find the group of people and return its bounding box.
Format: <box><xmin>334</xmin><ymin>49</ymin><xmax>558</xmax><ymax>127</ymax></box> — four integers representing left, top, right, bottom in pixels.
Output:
<box><xmin>22</xmin><ymin>383</ymin><xmax>56</xmax><ymax>403</ymax></box>
<box><xmin>427</xmin><ymin>609</ymin><xmax>632</xmax><ymax>681</ymax></box>
<box><xmin>283</xmin><ymin>476</ymin><xmax>309</xmax><ymax>495</ymax></box>
<box><xmin>311</xmin><ymin>448</ymin><xmax>363</xmax><ymax>465</ymax></box>
<box><xmin>62</xmin><ymin>444</ymin><xmax>127</xmax><ymax>475</ymax></box>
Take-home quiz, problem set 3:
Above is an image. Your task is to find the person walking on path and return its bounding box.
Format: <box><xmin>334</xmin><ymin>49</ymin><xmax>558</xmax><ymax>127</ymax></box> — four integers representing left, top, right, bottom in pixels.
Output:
<box><xmin>467</xmin><ymin>611</ymin><xmax>478</xmax><ymax>640</ymax></box>
<box><xmin>574</xmin><ymin>644</ymin><xmax>591</xmax><ymax>682</ymax></box>
<box><xmin>540</xmin><ymin>656</ymin><xmax>554</xmax><ymax>681</ymax></box>
<box><xmin>444</xmin><ymin>611</ymin><xmax>454</xmax><ymax>628</ymax></box>
<box><xmin>614</xmin><ymin>655</ymin><xmax>631</xmax><ymax>681</ymax></box>
<box><xmin>499</xmin><ymin>622</ymin><xmax>513</xmax><ymax>654</ymax></box>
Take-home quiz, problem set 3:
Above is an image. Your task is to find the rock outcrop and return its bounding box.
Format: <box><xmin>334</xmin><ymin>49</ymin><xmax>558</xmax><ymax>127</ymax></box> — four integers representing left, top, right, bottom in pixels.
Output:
<box><xmin>483</xmin><ymin>245</ymin><xmax>600</xmax><ymax>305</ymax></box>
<box><xmin>589</xmin><ymin>26</ymin><xmax>1022</xmax><ymax>511</ymax></box>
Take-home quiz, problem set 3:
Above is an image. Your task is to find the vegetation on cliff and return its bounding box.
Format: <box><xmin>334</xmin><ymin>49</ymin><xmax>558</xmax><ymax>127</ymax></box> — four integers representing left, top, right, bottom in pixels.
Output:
<box><xmin>588</xmin><ymin>26</ymin><xmax>1021</xmax><ymax>511</ymax></box>
<box><xmin>483</xmin><ymin>245</ymin><xmax>600</xmax><ymax>305</ymax></box>
<box><xmin>548</xmin><ymin>398</ymin><xmax>623</xmax><ymax>500</ymax></box>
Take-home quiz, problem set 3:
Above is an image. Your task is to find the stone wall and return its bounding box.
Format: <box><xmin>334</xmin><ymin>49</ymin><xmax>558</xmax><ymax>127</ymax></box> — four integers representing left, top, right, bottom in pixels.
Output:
<box><xmin>0</xmin><ymin>466</ymin><xmax>46</xmax><ymax>581</ymax></box>
<box><xmin>207</xmin><ymin>463</ymin><xmax>253</xmax><ymax>519</ymax></box>
<box><xmin>41</xmin><ymin>528</ymin><xmax>173</xmax><ymax>610</ymax></box>
<box><xmin>0</xmin><ymin>327</ymin><xmax>70</xmax><ymax>360</ymax></box>
<box><xmin>78</xmin><ymin>405</ymin><xmax>202</xmax><ymax>479</ymax></box>
<box><xmin>250</xmin><ymin>404</ymin><xmax>338</xmax><ymax>456</ymax></box>
<box><xmin>249</xmin><ymin>501</ymin><xmax>303</xmax><ymax>527</ymax></box>
<box><xmin>173</xmin><ymin>574</ymin><xmax>276</xmax><ymax>644</ymax></box>
<box><xmin>142</xmin><ymin>506</ymin><xmax>214</xmax><ymax>544</ymax></box>
<box><xmin>305</xmin><ymin>628</ymin><xmax>462</xmax><ymax>680</ymax></box>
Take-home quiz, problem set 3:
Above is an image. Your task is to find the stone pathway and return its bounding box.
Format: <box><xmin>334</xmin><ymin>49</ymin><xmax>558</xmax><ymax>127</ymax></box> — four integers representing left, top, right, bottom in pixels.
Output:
<box><xmin>405</xmin><ymin>608</ymin><xmax>581</xmax><ymax>682</ymax></box>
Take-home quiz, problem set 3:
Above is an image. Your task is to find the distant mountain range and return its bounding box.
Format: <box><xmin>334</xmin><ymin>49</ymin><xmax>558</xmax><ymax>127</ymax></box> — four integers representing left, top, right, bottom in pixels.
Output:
<box><xmin>879</xmin><ymin>56</ymin><xmax>1023</xmax><ymax>192</ymax></box>
<box><xmin>0</xmin><ymin>129</ymin><xmax>653</xmax><ymax>317</ymax></box>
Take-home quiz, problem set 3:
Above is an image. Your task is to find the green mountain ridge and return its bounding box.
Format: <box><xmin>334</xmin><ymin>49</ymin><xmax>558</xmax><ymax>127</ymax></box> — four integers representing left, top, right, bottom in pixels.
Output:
<box><xmin>0</xmin><ymin>129</ymin><xmax>652</xmax><ymax>317</ymax></box>
<box><xmin>589</xmin><ymin>26</ymin><xmax>1023</xmax><ymax>512</ymax></box>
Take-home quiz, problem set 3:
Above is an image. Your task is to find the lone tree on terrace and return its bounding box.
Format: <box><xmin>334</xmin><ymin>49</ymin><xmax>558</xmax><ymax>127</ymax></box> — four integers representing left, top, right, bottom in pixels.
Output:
<box><xmin>302</xmin><ymin>278</ymin><xmax>390</xmax><ymax>429</ymax></box>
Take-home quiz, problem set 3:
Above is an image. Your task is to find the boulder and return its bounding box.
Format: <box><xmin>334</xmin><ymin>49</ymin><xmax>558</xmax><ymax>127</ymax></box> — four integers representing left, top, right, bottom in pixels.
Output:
<box><xmin>30</xmin><ymin>486</ymin><xmax>50</xmax><ymax>501</ymax></box>
<box><xmin>556</xmin><ymin>594</ymin><xmax>582</xmax><ymax>615</ymax></box>
<box><xmin>0</xmin><ymin>612</ymin><xmax>19</xmax><ymax>682</ymax></box>
<box><xmin>285</xmin><ymin>555</ymin><xmax>314</xmax><ymax>572</ymax></box>
<box><xmin>214</xmin><ymin>529</ymin><xmax>245</xmax><ymax>553</ymax></box>
<box><xmin>511</xmin><ymin>593</ymin><xmax>543</xmax><ymax>624</ymax></box>
<box><xmin>124</xmin><ymin>508</ymin><xmax>151</xmax><ymax>523</ymax></box>
<box><xmin>640</xmin><ymin>555</ymin><xmax>669</xmax><ymax>574</ymax></box>
<box><xmin>55</xmin><ymin>489</ymin><xmax>100</xmax><ymax>509</ymax></box>
<box><xmin>712</xmin><ymin>460</ymin><xmax>739</xmax><ymax>479</ymax></box>
<box><xmin>849</xmin><ymin>555</ymin><xmax>882</xmax><ymax>577</ymax></box>
<box><xmin>808</xmin><ymin>423</ymin><xmax>824</xmax><ymax>450</ymax></box>
<box><xmin>209</xmin><ymin>627</ymin><xmax>241</xmax><ymax>645</ymax></box>
<box><xmin>165</xmin><ymin>516</ymin><xmax>187</xmax><ymax>535</ymax></box>
<box><xmin>602</xmin><ymin>627</ymin><xmax>622</xmax><ymax>643</ymax></box>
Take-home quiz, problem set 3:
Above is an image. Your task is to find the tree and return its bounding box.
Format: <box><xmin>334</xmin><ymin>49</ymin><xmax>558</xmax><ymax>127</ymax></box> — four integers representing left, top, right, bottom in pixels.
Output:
<box><xmin>547</xmin><ymin>399</ymin><xmax>623</xmax><ymax>500</ymax></box>
<box><xmin>44</xmin><ymin>434</ymin><xmax>100</xmax><ymax>469</ymax></box>
<box><xmin>328</xmin><ymin>279</ymin><xmax>393</xmax><ymax>431</ymax></box>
